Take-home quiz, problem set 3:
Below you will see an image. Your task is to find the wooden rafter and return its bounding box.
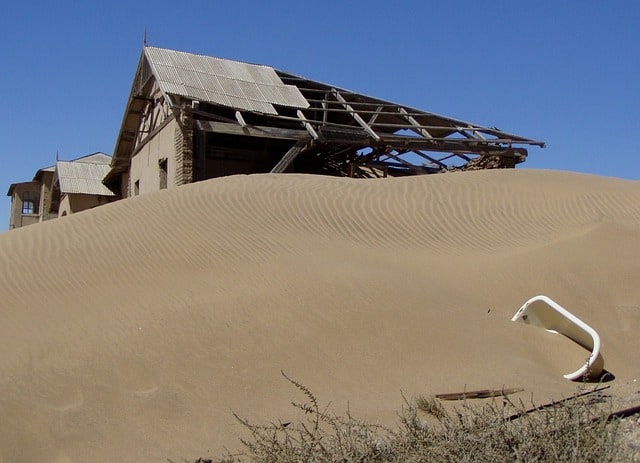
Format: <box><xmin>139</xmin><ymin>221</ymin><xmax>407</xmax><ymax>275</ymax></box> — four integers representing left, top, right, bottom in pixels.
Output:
<box><xmin>332</xmin><ymin>89</ymin><xmax>381</xmax><ymax>141</ymax></box>
<box><xmin>399</xmin><ymin>107</ymin><xmax>433</xmax><ymax>138</ymax></box>
<box><xmin>270</xmin><ymin>139</ymin><xmax>312</xmax><ymax>173</ymax></box>
<box><xmin>197</xmin><ymin>120</ymin><xmax>307</xmax><ymax>140</ymax></box>
<box><xmin>368</xmin><ymin>105</ymin><xmax>384</xmax><ymax>125</ymax></box>
<box><xmin>414</xmin><ymin>150</ymin><xmax>450</xmax><ymax>170</ymax></box>
<box><xmin>235</xmin><ymin>111</ymin><xmax>247</xmax><ymax>127</ymax></box>
<box><xmin>296</xmin><ymin>110</ymin><xmax>319</xmax><ymax>140</ymax></box>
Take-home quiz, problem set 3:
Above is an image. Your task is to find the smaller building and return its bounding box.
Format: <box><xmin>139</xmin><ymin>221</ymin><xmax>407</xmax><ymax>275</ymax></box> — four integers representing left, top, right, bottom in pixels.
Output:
<box><xmin>7</xmin><ymin>152</ymin><xmax>115</xmax><ymax>229</ymax></box>
<box><xmin>49</xmin><ymin>153</ymin><xmax>116</xmax><ymax>217</ymax></box>
<box><xmin>7</xmin><ymin>179</ymin><xmax>45</xmax><ymax>229</ymax></box>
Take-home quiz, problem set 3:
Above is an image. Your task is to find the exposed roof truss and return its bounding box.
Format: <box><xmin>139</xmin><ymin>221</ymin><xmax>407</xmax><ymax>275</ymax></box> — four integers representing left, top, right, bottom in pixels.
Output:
<box><xmin>266</xmin><ymin>75</ymin><xmax>544</xmax><ymax>176</ymax></box>
<box><xmin>193</xmin><ymin>73</ymin><xmax>544</xmax><ymax>177</ymax></box>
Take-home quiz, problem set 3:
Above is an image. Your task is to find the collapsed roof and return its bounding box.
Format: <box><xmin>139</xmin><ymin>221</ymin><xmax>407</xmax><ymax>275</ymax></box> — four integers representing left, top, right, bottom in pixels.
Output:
<box><xmin>108</xmin><ymin>46</ymin><xmax>544</xmax><ymax>183</ymax></box>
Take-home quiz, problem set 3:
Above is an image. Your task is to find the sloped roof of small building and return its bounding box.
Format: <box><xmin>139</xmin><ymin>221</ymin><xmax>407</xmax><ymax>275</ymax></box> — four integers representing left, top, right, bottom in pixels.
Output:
<box><xmin>32</xmin><ymin>165</ymin><xmax>56</xmax><ymax>183</ymax></box>
<box><xmin>6</xmin><ymin>181</ymin><xmax>40</xmax><ymax>197</ymax></box>
<box><xmin>70</xmin><ymin>152</ymin><xmax>112</xmax><ymax>165</ymax></box>
<box><xmin>55</xmin><ymin>153</ymin><xmax>114</xmax><ymax>196</ymax></box>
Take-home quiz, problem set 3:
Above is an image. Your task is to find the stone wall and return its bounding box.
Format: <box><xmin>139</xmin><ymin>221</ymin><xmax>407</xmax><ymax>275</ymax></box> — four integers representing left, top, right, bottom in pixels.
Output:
<box><xmin>175</xmin><ymin>105</ymin><xmax>194</xmax><ymax>186</ymax></box>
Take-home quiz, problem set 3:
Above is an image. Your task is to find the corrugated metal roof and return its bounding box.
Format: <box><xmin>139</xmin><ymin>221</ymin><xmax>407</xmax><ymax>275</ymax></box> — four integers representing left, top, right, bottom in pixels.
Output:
<box><xmin>71</xmin><ymin>152</ymin><xmax>112</xmax><ymax>165</ymax></box>
<box><xmin>144</xmin><ymin>47</ymin><xmax>309</xmax><ymax>115</ymax></box>
<box><xmin>56</xmin><ymin>161</ymin><xmax>115</xmax><ymax>196</ymax></box>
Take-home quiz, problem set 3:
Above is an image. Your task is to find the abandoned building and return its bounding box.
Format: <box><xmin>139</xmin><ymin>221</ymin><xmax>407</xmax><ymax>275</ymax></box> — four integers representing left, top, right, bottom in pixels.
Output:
<box><xmin>7</xmin><ymin>46</ymin><xmax>544</xmax><ymax>229</ymax></box>
<box><xmin>104</xmin><ymin>46</ymin><xmax>544</xmax><ymax>198</ymax></box>
<box><xmin>7</xmin><ymin>152</ymin><xmax>115</xmax><ymax>229</ymax></box>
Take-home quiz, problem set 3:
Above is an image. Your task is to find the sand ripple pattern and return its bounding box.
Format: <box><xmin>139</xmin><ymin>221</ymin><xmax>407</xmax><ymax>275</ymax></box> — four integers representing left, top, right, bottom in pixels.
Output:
<box><xmin>1</xmin><ymin>170</ymin><xmax>639</xmax><ymax>313</ymax></box>
<box><xmin>1</xmin><ymin>169</ymin><xmax>640</xmax><ymax>462</ymax></box>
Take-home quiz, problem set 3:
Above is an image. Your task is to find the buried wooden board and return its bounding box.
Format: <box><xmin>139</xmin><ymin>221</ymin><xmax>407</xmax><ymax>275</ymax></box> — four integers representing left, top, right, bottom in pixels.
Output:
<box><xmin>436</xmin><ymin>387</ymin><xmax>525</xmax><ymax>401</ymax></box>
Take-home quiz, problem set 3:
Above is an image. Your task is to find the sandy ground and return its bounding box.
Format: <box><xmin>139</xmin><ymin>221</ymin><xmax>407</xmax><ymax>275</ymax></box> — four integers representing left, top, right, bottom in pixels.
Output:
<box><xmin>1</xmin><ymin>169</ymin><xmax>639</xmax><ymax>462</ymax></box>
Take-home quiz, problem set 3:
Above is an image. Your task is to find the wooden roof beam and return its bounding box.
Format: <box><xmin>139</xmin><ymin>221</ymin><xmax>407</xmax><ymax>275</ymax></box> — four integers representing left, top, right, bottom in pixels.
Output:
<box><xmin>399</xmin><ymin>107</ymin><xmax>433</xmax><ymax>139</ymax></box>
<box><xmin>368</xmin><ymin>105</ymin><xmax>384</xmax><ymax>124</ymax></box>
<box><xmin>376</xmin><ymin>151</ymin><xmax>418</xmax><ymax>169</ymax></box>
<box><xmin>296</xmin><ymin>110</ymin><xmax>319</xmax><ymax>140</ymax></box>
<box><xmin>271</xmin><ymin>139</ymin><xmax>313</xmax><ymax>173</ymax></box>
<box><xmin>235</xmin><ymin>111</ymin><xmax>247</xmax><ymax>127</ymax></box>
<box><xmin>197</xmin><ymin>120</ymin><xmax>307</xmax><ymax>140</ymax></box>
<box><xmin>332</xmin><ymin>89</ymin><xmax>381</xmax><ymax>141</ymax></box>
<box><xmin>415</xmin><ymin>150</ymin><xmax>450</xmax><ymax>170</ymax></box>
<box><xmin>321</xmin><ymin>90</ymin><xmax>330</xmax><ymax>125</ymax></box>
<box><xmin>468</xmin><ymin>127</ymin><xmax>486</xmax><ymax>140</ymax></box>
<box><xmin>276</xmin><ymin>111</ymin><xmax>484</xmax><ymax>137</ymax></box>
<box><xmin>378</xmin><ymin>135</ymin><xmax>530</xmax><ymax>154</ymax></box>
<box><xmin>455</xmin><ymin>126</ymin><xmax>488</xmax><ymax>141</ymax></box>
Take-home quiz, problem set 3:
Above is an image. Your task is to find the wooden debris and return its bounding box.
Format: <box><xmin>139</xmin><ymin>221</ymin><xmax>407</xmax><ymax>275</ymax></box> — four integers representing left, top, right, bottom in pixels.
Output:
<box><xmin>436</xmin><ymin>387</ymin><xmax>525</xmax><ymax>401</ymax></box>
<box><xmin>596</xmin><ymin>403</ymin><xmax>640</xmax><ymax>423</ymax></box>
<box><xmin>506</xmin><ymin>385</ymin><xmax>611</xmax><ymax>421</ymax></box>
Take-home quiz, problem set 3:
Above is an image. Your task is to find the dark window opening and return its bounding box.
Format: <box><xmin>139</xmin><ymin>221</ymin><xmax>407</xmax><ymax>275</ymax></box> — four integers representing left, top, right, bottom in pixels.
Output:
<box><xmin>159</xmin><ymin>158</ymin><xmax>168</xmax><ymax>189</ymax></box>
<box><xmin>134</xmin><ymin>180</ymin><xmax>140</xmax><ymax>196</ymax></box>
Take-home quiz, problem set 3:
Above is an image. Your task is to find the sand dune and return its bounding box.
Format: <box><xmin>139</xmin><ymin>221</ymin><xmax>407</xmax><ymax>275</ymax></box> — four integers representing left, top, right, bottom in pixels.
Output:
<box><xmin>1</xmin><ymin>169</ymin><xmax>639</xmax><ymax>462</ymax></box>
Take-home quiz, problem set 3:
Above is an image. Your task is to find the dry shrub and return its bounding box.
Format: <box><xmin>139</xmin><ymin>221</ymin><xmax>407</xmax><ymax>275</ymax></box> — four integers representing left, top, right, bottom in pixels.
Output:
<box><xmin>206</xmin><ymin>373</ymin><xmax>635</xmax><ymax>463</ymax></box>
<box><xmin>414</xmin><ymin>394</ymin><xmax>447</xmax><ymax>420</ymax></box>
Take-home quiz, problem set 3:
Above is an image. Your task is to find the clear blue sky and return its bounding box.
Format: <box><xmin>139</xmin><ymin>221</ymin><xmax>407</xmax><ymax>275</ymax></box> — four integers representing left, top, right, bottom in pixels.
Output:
<box><xmin>2</xmin><ymin>1</ymin><xmax>639</xmax><ymax>229</ymax></box>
